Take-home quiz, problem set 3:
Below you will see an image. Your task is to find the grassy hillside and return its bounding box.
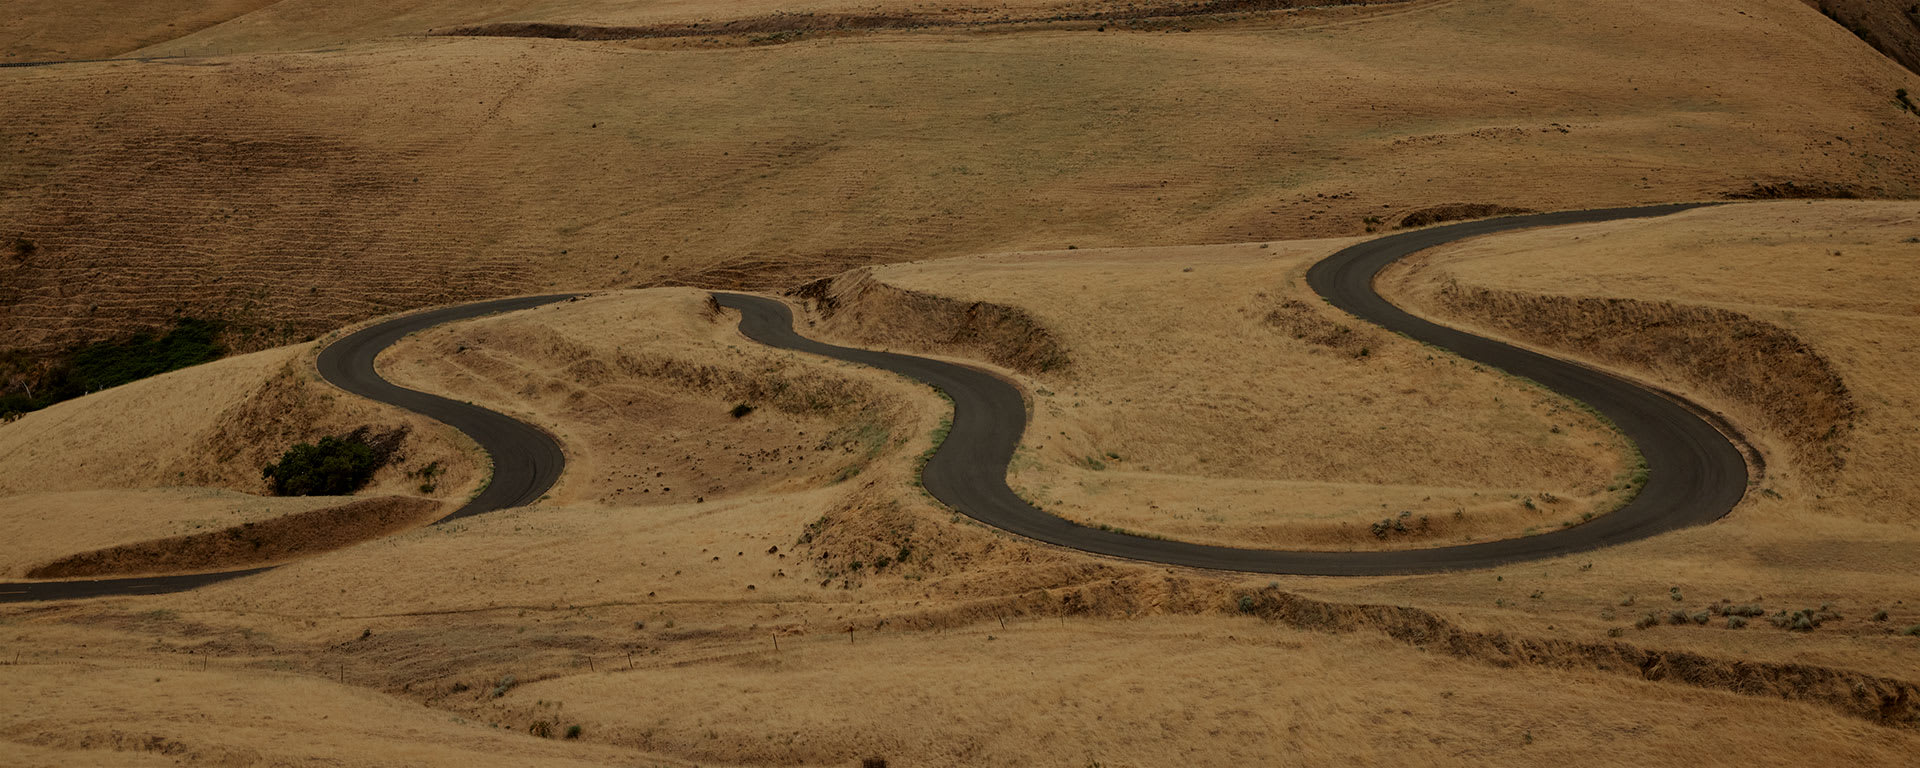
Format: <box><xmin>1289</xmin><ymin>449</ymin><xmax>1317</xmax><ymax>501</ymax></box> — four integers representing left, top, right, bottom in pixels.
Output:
<box><xmin>3</xmin><ymin>0</ymin><xmax>1915</xmax><ymax>374</ymax></box>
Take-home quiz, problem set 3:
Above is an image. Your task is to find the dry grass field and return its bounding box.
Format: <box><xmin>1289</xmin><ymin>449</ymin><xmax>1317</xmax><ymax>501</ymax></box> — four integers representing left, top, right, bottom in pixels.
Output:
<box><xmin>6</xmin><ymin>203</ymin><xmax>1920</xmax><ymax>764</ymax></box>
<box><xmin>4</xmin><ymin>0</ymin><xmax>1918</xmax><ymax>374</ymax></box>
<box><xmin>4</xmin><ymin>0</ymin><xmax>1920</xmax><ymax>764</ymax></box>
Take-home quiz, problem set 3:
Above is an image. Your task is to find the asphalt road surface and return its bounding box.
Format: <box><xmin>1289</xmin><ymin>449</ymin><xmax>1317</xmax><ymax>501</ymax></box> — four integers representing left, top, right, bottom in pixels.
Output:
<box><xmin>0</xmin><ymin>295</ymin><xmax>577</xmax><ymax>603</ymax></box>
<box><xmin>2</xmin><ymin>204</ymin><xmax>1748</xmax><ymax>599</ymax></box>
<box><xmin>716</xmin><ymin>203</ymin><xmax>1747</xmax><ymax>574</ymax></box>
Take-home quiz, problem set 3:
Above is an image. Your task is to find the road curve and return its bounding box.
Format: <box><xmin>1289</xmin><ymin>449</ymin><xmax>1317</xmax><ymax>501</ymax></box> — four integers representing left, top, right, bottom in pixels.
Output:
<box><xmin>717</xmin><ymin>203</ymin><xmax>1748</xmax><ymax>575</ymax></box>
<box><xmin>0</xmin><ymin>294</ymin><xmax>577</xmax><ymax>603</ymax></box>
<box><xmin>2</xmin><ymin>204</ymin><xmax>1749</xmax><ymax>600</ymax></box>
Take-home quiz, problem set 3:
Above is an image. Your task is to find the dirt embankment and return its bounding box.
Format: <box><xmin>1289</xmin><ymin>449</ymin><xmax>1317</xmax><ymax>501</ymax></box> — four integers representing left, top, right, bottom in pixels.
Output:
<box><xmin>1396</xmin><ymin>203</ymin><xmax>1534</xmax><ymax>228</ymax></box>
<box><xmin>1429</xmin><ymin>285</ymin><xmax>1855</xmax><ymax>480</ymax></box>
<box><xmin>790</xmin><ymin>269</ymin><xmax>1070</xmax><ymax>376</ymax></box>
<box><xmin>440</xmin><ymin>0</ymin><xmax>1405</xmax><ymax>45</ymax></box>
<box><xmin>27</xmin><ymin>495</ymin><xmax>441</xmax><ymax>578</ymax></box>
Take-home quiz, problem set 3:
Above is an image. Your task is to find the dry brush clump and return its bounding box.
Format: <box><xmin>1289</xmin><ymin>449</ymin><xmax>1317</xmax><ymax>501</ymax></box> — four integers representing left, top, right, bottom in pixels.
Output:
<box><xmin>1254</xmin><ymin>296</ymin><xmax>1380</xmax><ymax>359</ymax></box>
<box><xmin>1430</xmin><ymin>283</ymin><xmax>1855</xmax><ymax>479</ymax></box>
<box><xmin>790</xmin><ymin>269</ymin><xmax>1070</xmax><ymax>376</ymax></box>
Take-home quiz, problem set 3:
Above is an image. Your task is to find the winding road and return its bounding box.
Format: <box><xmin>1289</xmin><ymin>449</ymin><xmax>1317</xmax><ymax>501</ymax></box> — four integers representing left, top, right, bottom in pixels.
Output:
<box><xmin>0</xmin><ymin>204</ymin><xmax>1748</xmax><ymax>600</ymax></box>
<box><xmin>722</xmin><ymin>203</ymin><xmax>1746</xmax><ymax>574</ymax></box>
<box><xmin>0</xmin><ymin>295</ymin><xmax>579</xmax><ymax>603</ymax></box>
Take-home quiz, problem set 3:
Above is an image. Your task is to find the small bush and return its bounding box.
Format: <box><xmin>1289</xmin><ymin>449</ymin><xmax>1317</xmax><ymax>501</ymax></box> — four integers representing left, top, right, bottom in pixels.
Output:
<box><xmin>1771</xmin><ymin>607</ymin><xmax>1835</xmax><ymax>631</ymax></box>
<box><xmin>1726</xmin><ymin>616</ymin><xmax>1748</xmax><ymax>629</ymax></box>
<box><xmin>1872</xmin><ymin>609</ymin><xmax>1890</xmax><ymax>622</ymax></box>
<box><xmin>529</xmin><ymin>720</ymin><xmax>553</xmax><ymax>738</ymax></box>
<box><xmin>491</xmin><ymin>674</ymin><xmax>517</xmax><ymax>698</ymax></box>
<box><xmin>565</xmin><ymin>725</ymin><xmax>582</xmax><ymax>739</ymax></box>
<box><xmin>730</xmin><ymin>403</ymin><xmax>754</xmax><ymax>418</ymax></box>
<box><xmin>1635</xmin><ymin>613</ymin><xmax>1659</xmax><ymax>629</ymax></box>
<box><xmin>1237</xmin><ymin>595</ymin><xmax>1256</xmax><ymax>613</ymax></box>
<box><xmin>1903</xmin><ymin>625</ymin><xmax>1920</xmax><ymax>637</ymax></box>
<box><xmin>1667</xmin><ymin>610</ymin><xmax>1690</xmax><ymax>625</ymax></box>
<box><xmin>1690</xmin><ymin>610</ymin><xmax>1711</xmax><ymax>625</ymax></box>
<box><xmin>262</xmin><ymin>436</ymin><xmax>378</xmax><ymax>496</ymax></box>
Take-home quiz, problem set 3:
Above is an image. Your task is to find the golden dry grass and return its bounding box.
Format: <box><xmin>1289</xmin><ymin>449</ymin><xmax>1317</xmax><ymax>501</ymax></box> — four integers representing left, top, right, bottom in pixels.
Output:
<box><xmin>0</xmin><ymin>488</ymin><xmax>343</xmax><ymax>578</ymax></box>
<box><xmin>0</xmin><ymin>0</ymin><xmax>274</xmax><ymax>62</ymax></box>
<box><xmin>4</xmin><ymin>0</ymin><xmax>1920</xmax><ymax>763</ymax></box>
<box><xmin>0</xmin><ymin>662</ymin><xmax>663</xmax><ymax>767</ymax></box>
<box><xmin>4</xmin><ymin>0</ymin><xmax>1917</xmax><ymax>366</ymax></box>
<box><xmin>8</xmin><ymin>212</ymin><xmax>1920</xmax><ymax>764</ymax></box>
<box><xmin>0</xmin><ymin>340</ymin><xmax>480</xmax><ymax>501</ymax></box>
<box><xmin>377</xmin><ymin>289</ymin><xmax>938</xmax><ymax>507</ymax></box>
<box><xmin>1381</xmin><ymin>200</ymin><xmax>1920</xmax><ymax>522</ymax></box>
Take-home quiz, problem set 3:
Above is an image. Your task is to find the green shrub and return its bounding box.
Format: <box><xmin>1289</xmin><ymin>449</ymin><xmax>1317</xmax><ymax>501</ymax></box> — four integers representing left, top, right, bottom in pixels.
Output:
<box><xmin>262</xmin><ymin>436</ymin><xmax>378</xmax><ymax>496</ymax></box>
<box><xmin>1726</xmin><ymin>616</ymin><xmax>1748</xmax><ymax>629</ymax></box>
<box><xmin>1770</xmin><ymin>607</ymin><xmax>1835</xmax><ymax>631</ymax></box>
<box><xmin>1237</xmin><ymin>595</ymin><xmax>1256</xmax><ymax>613</ymax></box>
<box><xmin>565</xmin><ymin>724</ymin><xmax>582</xmax><ymax>739</ymax></box>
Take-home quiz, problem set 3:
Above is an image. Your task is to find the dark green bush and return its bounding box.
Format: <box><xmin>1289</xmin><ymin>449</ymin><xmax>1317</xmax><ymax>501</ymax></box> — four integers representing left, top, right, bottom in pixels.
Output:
<box><xmin>262</xmin><ymin>436</ymin><xmax>379</xmax><ymax>496</ymax></box>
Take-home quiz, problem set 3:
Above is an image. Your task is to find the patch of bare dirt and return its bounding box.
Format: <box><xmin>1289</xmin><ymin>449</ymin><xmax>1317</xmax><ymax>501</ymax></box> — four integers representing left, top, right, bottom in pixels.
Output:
<box><xmin>26</xmin><ymin>495</ymin><xmax>441</xmax><ymax>578</ymax></box>
<box><xmin>1397</xmin><ymin>203</ymin><xmax>1534</xmax><ymax>228</ymax></box>
<box><xmin>791</xmin><ymin>269</ymin><xmax>1069</xmax><ymax>376</ymax></box>
<box><xmin>1430</xmin><ymin>284</ymin><xmax>1855</xmax><ymax>480</ymax></box>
